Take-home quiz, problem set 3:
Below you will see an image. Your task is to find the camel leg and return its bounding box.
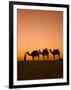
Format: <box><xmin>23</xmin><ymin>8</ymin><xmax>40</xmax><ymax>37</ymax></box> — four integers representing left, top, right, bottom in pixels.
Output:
<box><xmin>43</xmin><ymin>56</ymin><xmax>45</xmax><ymax>60</ymax></box>
<box><xmin>47</xmin><ymin>55</ymin><xmax>49</xmax><ymax>60</ymax></box>
<box><xmin>58</xmin><ymin>54</ymin><xmax>60</xmax><ymax>59</ymax></box>
<box><xmin>38</xmin><ymin>56</ymin><xmax>39</xmax><ymax>61</ymax></box>
<box><xmin>32</xmin><ymin>56</ymin><xmax>34</xmax><ymax>61</ymax></box>
<box><xmin>53</xmin><ymin>55</ymin><xmax>55</xmax><ymax>59</ymax></box>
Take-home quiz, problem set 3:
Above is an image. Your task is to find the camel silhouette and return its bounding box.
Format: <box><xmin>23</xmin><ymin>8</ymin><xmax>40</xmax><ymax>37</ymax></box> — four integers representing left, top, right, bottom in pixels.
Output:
<box><xmin>49</xmin><ymin>49</ymin><xmax>60</xmax><ymax>59</ymax></box>
<box><xmin>39</xmin><ymin>48</ymin><xmax>49</xmax><ymax>60</ymax></box>
<box><xmin>26</xmin><ymin>50</ymin><xmax>39</xmax><ymax>61</ymax></box>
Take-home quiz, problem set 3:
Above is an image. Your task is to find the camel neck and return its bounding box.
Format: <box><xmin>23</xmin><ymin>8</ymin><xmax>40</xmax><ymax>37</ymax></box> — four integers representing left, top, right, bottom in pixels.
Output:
<box><xmin>27</xmin><ymin>52</ymin><xmax>31</xmax><ymax>56</ymax></box>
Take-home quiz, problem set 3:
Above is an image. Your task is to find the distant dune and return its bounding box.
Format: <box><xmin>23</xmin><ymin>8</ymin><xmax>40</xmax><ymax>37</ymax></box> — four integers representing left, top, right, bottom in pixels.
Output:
<box><xmin>17</xmin><ymin>59</ymin><xmax>63</xmax><ymax>80</ymax></box>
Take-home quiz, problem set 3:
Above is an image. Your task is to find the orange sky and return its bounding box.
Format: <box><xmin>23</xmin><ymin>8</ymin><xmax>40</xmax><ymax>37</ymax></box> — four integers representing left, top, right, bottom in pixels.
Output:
<box><xmin>17</xmin><ymin>9</ymin><xmax>63</xmax><ymax>61</ymax></box>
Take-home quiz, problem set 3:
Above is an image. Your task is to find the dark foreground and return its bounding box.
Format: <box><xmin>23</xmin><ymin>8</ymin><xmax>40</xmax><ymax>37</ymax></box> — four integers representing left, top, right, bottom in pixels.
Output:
<box><xmin>17</xmin><ymin>59</ymin><xmax>63</xmax><ymax>80</ymax></box>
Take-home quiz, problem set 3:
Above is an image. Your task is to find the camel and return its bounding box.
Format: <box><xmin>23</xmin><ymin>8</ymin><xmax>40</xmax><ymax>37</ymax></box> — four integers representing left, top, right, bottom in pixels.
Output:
<box><xmin>26</xmin><ymin>50</ymin><xmax>39</xmax><ymax>61</ymax></box>
<box><xmin>49</xmin><ymin>49</ymin><xmax>60</xmax><ymax>59</ymax></box>
<box><xmin>39</xmin><ymin>48</ymin><xmax>49</xmax><ymax>60</ymax></box>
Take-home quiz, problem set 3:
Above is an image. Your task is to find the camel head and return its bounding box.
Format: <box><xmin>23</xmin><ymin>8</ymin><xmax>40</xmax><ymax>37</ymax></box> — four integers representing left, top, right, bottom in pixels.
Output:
<box><xmin>26</xmin><ymin>51</ymin><xmax>29</xmax><ymax>54</ymax></box>
<box><xmin>49</xmin><ymin>49</ymin><xmax>51</xmax><ymax>52</ymax></box>
<box><xmin>39</xmin><ymin>49</ymin><xmax>42</xmax><ymax>54</ymax></box>
<box><xmin>39</xmin><ymin>49</ymin><xmax>41</xmax><ymax>52</ymax></box>
<box><xmin>26</xmin><ymin>52</ymin><xmax>29</xmax><ymax>53</ymax></box>
<box><xmin>49</xmin><ymin>49</ymin><xmax>53</xmax><ymax>54</ymax></box>
<box><xmin>26</xmin><ymin>51</ymin><xmax>32</xmax><ymax>56</ymax></box>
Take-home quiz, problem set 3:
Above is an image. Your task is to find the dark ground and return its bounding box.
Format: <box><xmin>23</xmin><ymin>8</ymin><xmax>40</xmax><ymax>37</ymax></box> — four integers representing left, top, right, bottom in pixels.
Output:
<box><xmin>17</xmin><ymin>59</ymin><xmax>63</xmax><ymax>80</ymax></box>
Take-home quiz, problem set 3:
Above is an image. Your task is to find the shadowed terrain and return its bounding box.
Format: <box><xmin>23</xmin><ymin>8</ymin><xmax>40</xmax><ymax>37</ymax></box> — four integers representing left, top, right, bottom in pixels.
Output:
<box><xmin>17</xmin><ymin>59</ymin><xmax>63</xmax><ymax>80</ymax></box>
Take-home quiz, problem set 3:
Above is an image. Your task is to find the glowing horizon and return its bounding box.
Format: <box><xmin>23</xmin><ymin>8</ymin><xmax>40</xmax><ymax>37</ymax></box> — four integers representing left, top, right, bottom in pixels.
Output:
<box><xmin>17</xmin><ymin>9</ymin><xmax>63</xmax><ymax>61</ymax></box>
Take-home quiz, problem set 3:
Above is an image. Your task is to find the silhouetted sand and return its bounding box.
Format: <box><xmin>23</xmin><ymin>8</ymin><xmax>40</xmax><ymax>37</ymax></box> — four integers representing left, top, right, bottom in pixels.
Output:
<box><xmin>17</xmin><ymin>59</ymin><xmax>63</xmax><ymax>80</ymax></box>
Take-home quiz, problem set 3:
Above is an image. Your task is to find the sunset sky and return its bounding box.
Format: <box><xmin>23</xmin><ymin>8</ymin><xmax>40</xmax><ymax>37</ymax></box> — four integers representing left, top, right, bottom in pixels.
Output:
<box><xmin>17</xmin><ymin>9</ymin><xmax>63</xmax><ymax>61</ymax></box>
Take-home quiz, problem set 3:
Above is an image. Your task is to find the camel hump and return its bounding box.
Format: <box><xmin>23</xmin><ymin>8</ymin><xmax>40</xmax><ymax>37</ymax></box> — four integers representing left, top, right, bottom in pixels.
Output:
<box><xmin>31</xmin><ymin>50</ymin><xmax>39</xmax><ymax>56</ymax></box>
<box><xmin>53</xmin><ymin>49</ymin><xmax>60</xmax><ymax>54</ymax></box>
<box><xmin>32</xmin><ymin>50</ymin><xmax>38</xmax><ymax>53</ymax></box>
<box><xmin>43</xmin><ymin>48</ymin><xmax>48</xmax><ymax>53</ymax></box>
<box><xmin>54</xmin><ymin>49</ymin><xmax>59</xmax><ymax>51</ymax></box>
<box><xmin>43</xmin><ymin>48</ymin><xmax>47</xmax><ymax>51</ymax></box>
